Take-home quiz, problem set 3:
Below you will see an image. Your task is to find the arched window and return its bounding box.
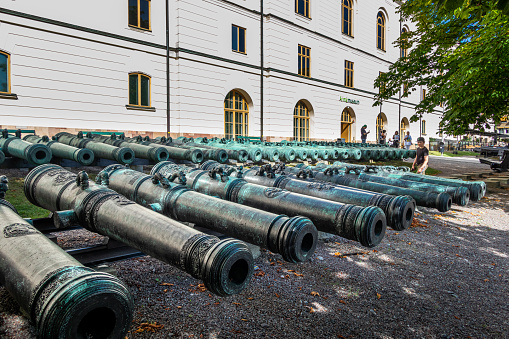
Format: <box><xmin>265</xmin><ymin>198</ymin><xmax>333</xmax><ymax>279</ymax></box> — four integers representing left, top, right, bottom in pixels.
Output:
<box><xmin>342</xmin><ymin>0</ymin><xmax>353</xmax><ymax>37</ymax></box>
<box><xmin>376</xmin><ymin>112</ymin><xmax>387</xmax><ymax>141</ymax></box>
<box><xmin>400</xmin><ymin>27</ymin><xmax>408</xmax><ymax>58</ymax></box>
<box><xmin>128</xmin><ymin>73</ymin><xmax>151</xmax><ymax>107</ymax></box>
<box><xmin>0</xmin><ymin>51</ymin><xmax>10</xmax><ymax>94</ymax></box>
<box><xmin>224</xmin><ymin>90</ymin><xmax>249</xmax><ymax>139</ymax></box>
<box><xmin>377</xmin><ymin>12</ymin><xmax>386</xmax><ymax>51</ymax></box>
<box><xmin>341</xmin><ymin>108</ymin><xmax>355</xmax><ymax>142</ymax></box>
<box><xmin>294</xmin><ymin>101</ymin><xmax>310</xmax><ymax>141</ymax></box>
<box><xmin>400</xmin><ymin>118</ymin><xmax>409</xmax><ymax>146</ymax></box>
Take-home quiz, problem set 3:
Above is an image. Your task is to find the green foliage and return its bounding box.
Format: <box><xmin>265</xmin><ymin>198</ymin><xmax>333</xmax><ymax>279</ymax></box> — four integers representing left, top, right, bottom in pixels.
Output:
<box><xmin>374</xmin><ymin>0</ymin><xmax>509</xmax><ymax>136</ymax></box>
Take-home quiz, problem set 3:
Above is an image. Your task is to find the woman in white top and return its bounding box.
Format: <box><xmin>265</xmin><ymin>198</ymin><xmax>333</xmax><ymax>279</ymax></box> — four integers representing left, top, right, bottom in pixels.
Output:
<box><xmin>404</xmin><ymin>132</ymin><xmax>412</xmax><ymax>150</ymax></box>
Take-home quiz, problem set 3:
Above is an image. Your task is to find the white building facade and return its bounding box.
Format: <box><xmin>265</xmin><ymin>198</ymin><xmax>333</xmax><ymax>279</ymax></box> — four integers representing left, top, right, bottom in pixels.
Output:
<box><xmin>0</xmin><ymin>0</ymin><xmax>443</xmax><ymax>142</ymax></box>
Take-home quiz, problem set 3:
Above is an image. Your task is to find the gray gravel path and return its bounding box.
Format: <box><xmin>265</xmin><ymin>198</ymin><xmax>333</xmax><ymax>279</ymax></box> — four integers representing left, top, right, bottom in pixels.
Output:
<box><xmin>1</xmin><ymin>163</ymin><xmax>508</xmax><ymax>339</ymax></box>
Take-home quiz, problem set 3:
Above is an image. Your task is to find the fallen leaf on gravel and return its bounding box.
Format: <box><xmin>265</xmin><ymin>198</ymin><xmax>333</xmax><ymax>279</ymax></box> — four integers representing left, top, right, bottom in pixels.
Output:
<box><xmin>294</xmin><ymin>272</ymin><xmax>304</xmax><ymax>277</ymax></box>
<box><xmin>232</xmin><ymin>302</ymin><xmax>241</xmax><ymax>305</ymax></box>
<box><xmin>247</xmin><ymin>297</ymin><xmax>254</xmax><ymax>300</ymax></box>
<box><xmin>311</xmin><ymin>291</ymin><xmax>320</xmax><ymax>297</ymax></box>
<box><xmin>333</xmin><ymin>252</ymin><xmax>342</xmax><ymax>257</ymax></box>
<box><xmin>284</xmin><ymin>275</ymin><xmax>290</xmax><ymax>279</ymax></box>
<box><xmin>308</xmin><ymin>307</ymin><xmax>315</xmax><ymax>313</ymax></box>
<box><xmin>395</xmin><ymin>232</ymin><xmax>400</xmax><ymax>235</ymax></box>
<box><xmin>275</xmin><ymin>293</ymin><xmax>280</xmax><ymax>298</ymax></box>
<box><xmin>163</xmin><ymin>289</ymin><xmax>168</xmax><ymax>293</ymax></box>
<box><xmin>408</xmin><ymin>242</ymin><xmax>412</xmax><ymax>245</ymax></box>
<box><xmin>454</xmin><ymin>316</ymin><xmax>460</xmax><ymax>319</ymax></box>
<box><xmin>376</xmin><ymin>293</ymin><xmax>381</xmax><ymax>299</ymax></box>
<box><xmin>231</xmin><ymin>330</ymin><xmax>243</xmax><ymax>334</ymax></box>
<box><xmin>241</xmin><ymin>319</ymin><xmax>248</xmax><ymax>321</ymax></box>
<box><xmin>287</xmin><ymin>270</ymin><xmax>295</xmax><ymax>272</ymax></box>
<box><xmin>298</xmin><ymin>287</ymin><xmax>303</xmax><ymax>290</ymax></box>
<box><xmin>337</xmin><ymin>335</ymin><xmax>347</xmax><ymax>339</ymax></box>
<box><xmin>339</xmin><ymin>300</ymin><xmax>347</xmax><ymax>304</ymax></box>
<box><xmin>254</xmin><ymin>271</ymin><xmax>266</xmax><ymax>277</ymax></box>
<box><xmin>484</xmin><ymin>279</ymin><xmax>489</xmax><ymax>282</ymax></box>
<box><xmin>214</xmin><ymin>302</ymin><xmax>220</xmax><ymax>305</ymax></box>
<box><xmin>135</xmin><ymin>322</ymin><xmax>164</xmax><ymax>333</ymax></box>
<box><xmin>160</xmin><ymin>283</ymin><xmax>174</xmax><ymax>286</ymax></box>
<box><xmin>177</xmin><ymin>306</ymin><xmax>182</xmax><ymax>309</ymax></box>
<box><xmin>372</xmin><ymin>250</ymin><xmax>378</xmax><ymax>252</ymax></box>
<box><xmin>270</xmin><ymin>262</ymin><xmax>276</xmax><ymax>266</ymax></box>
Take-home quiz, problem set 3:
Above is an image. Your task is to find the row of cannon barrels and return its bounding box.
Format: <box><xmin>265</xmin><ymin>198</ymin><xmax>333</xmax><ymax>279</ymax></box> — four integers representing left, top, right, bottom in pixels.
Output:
<box><xmin>0</xmin><ymin>129</ymin><xmax>418</xmax><ymax>166</ymax></box>
<box><xmin>1</xmin><ymin>152</ymin><xmax>482</xmax><ymax>337</ymax></box>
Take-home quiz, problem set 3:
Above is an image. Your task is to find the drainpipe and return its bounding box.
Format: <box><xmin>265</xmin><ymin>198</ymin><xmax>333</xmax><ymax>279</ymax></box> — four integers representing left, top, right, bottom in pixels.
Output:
<box><xmin>260</xmin><ymin>0</ymin><xmax>264</xmax><ymax>140</ymax></box>
<box><xmin>166</xmin><ymin>0</ymin><xmax>171</xmax><ymax>136</ymax></box>
<box><xmin>398</xmin><ymin>12</ymin><xmax>402</xmax><ymax>147</ymax></box>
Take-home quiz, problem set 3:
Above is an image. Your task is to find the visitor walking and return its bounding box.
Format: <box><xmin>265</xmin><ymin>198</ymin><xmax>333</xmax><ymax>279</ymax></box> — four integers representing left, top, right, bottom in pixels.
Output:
<box><xmin>404</xmin><ymin>131</ymin><xmax>412</xmax><ymax>150</ymax></box>
<box><xmin>379</xmin><ymin>130</ymin><xmax>387</xmax><ymax>145</ymax></box>
<box><xmin>411</xmin><ymin>137</ymin><xmax>429</xmax><ymax>175</ymax></box>
<box><xmin>361</xmin><ymin>125</ymin><xmax>370</xmax><ymax>143</ymax></box>
<box><xmin>392</xmin><ymin>131</ymin><xmax>400</xmax><ymax>148</ymax></box>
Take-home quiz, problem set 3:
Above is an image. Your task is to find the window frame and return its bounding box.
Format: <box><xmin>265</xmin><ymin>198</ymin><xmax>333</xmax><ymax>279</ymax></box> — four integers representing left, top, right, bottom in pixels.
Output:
<box><xmin>400</xmin><ymin>27</ymin><xmax>408</xmax><ymax>58</ymax></box>
<box><xmin>128</xmin><ymin>0</ymin><xmax>151</xmax><ymax>31</ymax></box>
<box><xmin>298</xmin><ymin>45</ymin><xmax>311</xmax><ymax>78</ymax></box>
<box><xmin>294</xmin><ymin>101</ymin><xmax>310</xmax><ymax>141</ymax></box>
<box><xmin>224</xmin><ymin>90</ymin><xmax>249</xmax><ymax>139</ymax></box>
<box><xmin>342</xmin><ymin>0</ymin><xmax>353</xmax><ymax>37</ymax></box>
<box><xmin>232</xmin><ymin>24</ymin><xmax>247</xmax><ymax>54</ymax></box>
<box><xmin>128</xmin><ymin>72</ymin><xmax>151</xmax><ymax>108</ymax></box>
<box><xmin>422</xmin><ymin>120</ymin><xmax>427</xmax><ymax>135</ymax></box>
<box><xmin>295</xmin><ymin>0</ymin><xmax>311</xmax><ymax>19</ymax></box>
<box><xmin>0</xmin><ymin>51</ymin><xmax>11</xmax><ymax>94</ymax></box>
<box><xmin>344</xmin><ymin>60</ymin><xmax>354</xmax><ymax>88</ymax></box>
<box><xmin>376</xmin><ymin>12</ymin><xmax>386</xmax><ymax>51</ymax></box>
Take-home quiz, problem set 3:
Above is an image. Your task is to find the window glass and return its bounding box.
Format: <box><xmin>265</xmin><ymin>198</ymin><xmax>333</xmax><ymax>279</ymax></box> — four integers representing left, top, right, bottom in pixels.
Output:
<box><xmin>140</xmin><ymin>75</ymin><xmax>150</xmax><ymax>106</ymax></box>
<box><xmin>232</xmin><ymin>26</ymin><xmax>238</xmax><ymax>51</ymax></box>
<box><xmin>239</xmin><ymin>28</ymin><xmax>245</xmax><ymax>53</ymax></box>
<box><xmin>129</xmin><ymin>74</ymin><xmax>138</xmax><ymax>105</ymax></box>
<box><xmin>140</xmin><ymin>0</ymin><xmax>150</xmax><ymax>29</ymax></box>
<box><xmin>224</xmin><ymin>90</ymin><xmax>249</xmax><ymax>139</ymax></box>
<box><xmin>297</xmin><ymin>0</ymin><xmax>305</xmax><ymax>15</ymax></box>
<box><xmin>0</xmin><ymin>53</ymin><xmax>8</xmax><ymax>93</ymax></box>
<box><xmin>128</xmin><ymin>0</ymin><xmax>138</xmax><ymax>26</ymax></box>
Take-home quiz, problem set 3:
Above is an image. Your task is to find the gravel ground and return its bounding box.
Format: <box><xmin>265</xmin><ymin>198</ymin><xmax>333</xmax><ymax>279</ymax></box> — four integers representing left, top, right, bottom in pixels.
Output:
<box><xmin>1</xmin><ymin>160</ymin><xmax>508</xmax><ymax>339</ymax></box>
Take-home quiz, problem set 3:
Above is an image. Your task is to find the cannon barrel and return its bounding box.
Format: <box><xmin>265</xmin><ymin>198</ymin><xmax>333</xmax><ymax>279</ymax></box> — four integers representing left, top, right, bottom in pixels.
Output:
<box><xmin>200</xmin><ymin>161</ymin><xmax>415</xmax><ymax>231</ymax></box>
<box><xmin>209</xmin><ymin>142</ymin><xmax>263</xmax><ymax>163</ymax></box>
<box><xmin>24</xmin><ymin>164</ymin><xmax>253</xmax><ymax>296</ymax></box>
<box><xmin>152</xmin><ymin>161</ymin><xmax>387</xmax><ymax>248</ymax></box>
<box><xmin>166</xmin><ymin>139</ymin><xmax>231</xmax><ymax>164</ymax></box>
<box><xmin>88</xmin><ymin>134</ymin><xmax>169</xmax><ymax>163</ymax></box>
<box><xmin>23</xmin><ymin>135</ymin><xmax>95</xmax><ymax>166</ymax></box>
<box><xmin>0</xmin><ymin>176</ymin><xmax>133</xmax><ymax>339</ymax></box>
<box><xmin>127</xmin><ymin>136</ymin><xmax>204</xmax><ymax>163</ymax></box>
<box><xmin>283</xmin><ymin>165</ymin><xmax>452</xmax><ymax>212</ymax></box>
<box><xmin>326</xmin><ymin>163</ymin><xmax>470</xmax><ymax>206</ymax></box>
<box><xmin>54</xmin><ymin>132</ymin><xmax>135</xmax><ymax>164</ymax></box>
<box><xmin>0</xmin><ymin>130</ymin><xmax>52</xmax><ymax>165</ymax></box>
<box><xmin>99</xmin><ymin>165</ymin><xmax>317</xmax><ymax>263</ymax></box>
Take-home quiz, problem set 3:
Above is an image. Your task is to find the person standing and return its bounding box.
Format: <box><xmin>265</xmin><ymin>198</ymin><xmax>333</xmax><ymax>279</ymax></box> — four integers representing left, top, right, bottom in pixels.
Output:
<box><xmin>379</xmin><ymin>130</ymin><xmax>387</xmax><ymax>145</ymax></box>
<box><xmin>411</xmin><ymin>136</ymin><xmax>429</xmax><ymax>174</ymax></box>
<box><xmin>404</xmin><ymin>131</ymin><xmax>412</xmax><ymax>150</ymax></box>
<box><xmin>360</xmin><ymin>125</ymin><xmax>370</xmax><ymax>143</ymax></box>
<box><xmin>392</xmin><ymin>131</ymin><xmax>400</xmax><ymax>148</ymax></box>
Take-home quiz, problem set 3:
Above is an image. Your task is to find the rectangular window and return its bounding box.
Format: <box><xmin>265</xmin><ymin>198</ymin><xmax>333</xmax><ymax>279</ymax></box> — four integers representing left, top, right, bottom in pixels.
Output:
<box><xmin>0</xmin><ymin>52</ymin><xmax>10</xmax><ymax>93</ymax></box>
<box><xmin>298</xmin><ymin>45</ymin><xmax>311</xmax><ymax>77</ymax></box>
<box><xmin>422</xmin><ymin>89</ymin><xmax>426</xmax><ymax>100</ymax></box>
<box><xmin>129</xmin><ymin>73</ymin><xmax>151</xmax><ymax>107</ymax></box>
<box><xmin>296</xmin><ymin>0</ymin><xmax>310</xmax><ymax>18</ymax></box>
<box><xmin>128</xmin><ymin>0</ymin><xmax>151</xmax><ymax>30</ymax></box>
<box><xmin>232</xmin><ymin>25</ymin><xmax>246</xmax><ymax>54</ymax></box>
<box><xmin>344</xmin><ymin>60</ymin><xmax>354</xmax><ymax>88</ymax></box>
<box><xmin>403</xmin><ymin>83</ymin><xmax>409</xmax><ymax>96</ymax></box>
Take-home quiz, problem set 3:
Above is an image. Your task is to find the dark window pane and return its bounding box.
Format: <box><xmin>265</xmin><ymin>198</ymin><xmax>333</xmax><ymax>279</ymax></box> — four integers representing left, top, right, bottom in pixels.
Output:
<box><xmin>306</xmin><ymin>58</ymin><xmax>310</xmax><ymax>76</ymax></box>
<box><xmin>297</xmin><ymin>0</ymin><xmax>305</xmax><ymax>15</ymax></box>
<box><xmin>140</xmin><ymin>0</ymin><xmax>150</xmax><ymax>29</ymax></box>
<box><xmin>0</xmin><ymin>53</ymin><xmax>7</xmax><ymax>93</ymax></box>
<box><xmin>140</xmin><ymin>75</ymin><xmax>150</xmax><ymax>106</ymax></box>
<box><xmin>232</xmin><ymin>26</ymin><xmax>238</xmax><ymax>51</ymax></box>
<box><xmin>239</xmin><ymin>28</ymin><xmax>245</xmax><ymax>53</ymax></box>
<box><xmin>129</xmin><ymin>74</ymin><xmax>138</xmax><ymax>105</ymax></box>
<box><xmin>128</xmin><ymin>0</ymin><xmax>138</xmax><ymax>26</ymax></box>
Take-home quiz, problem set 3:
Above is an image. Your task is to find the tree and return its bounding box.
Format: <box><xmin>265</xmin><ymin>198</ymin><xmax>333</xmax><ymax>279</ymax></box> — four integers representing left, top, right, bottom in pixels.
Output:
<box><xmin>374</xmin><ymin>0</ymin><xmax>509</xmax><ymax>136</ymax></box>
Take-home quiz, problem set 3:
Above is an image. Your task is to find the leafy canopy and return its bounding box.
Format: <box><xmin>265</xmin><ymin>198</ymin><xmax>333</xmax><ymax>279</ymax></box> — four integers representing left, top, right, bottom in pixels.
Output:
<box><xmin>374</xmin><ymin>0</ymin><xmax>509</xmax><ymax>135</ymax></box>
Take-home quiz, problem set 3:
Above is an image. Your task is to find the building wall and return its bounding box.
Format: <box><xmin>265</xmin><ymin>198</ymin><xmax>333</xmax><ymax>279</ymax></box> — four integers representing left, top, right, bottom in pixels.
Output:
<box><xmin>0</xmin><ymin>0</ymin><xmax>443</xmax><ymax>142</ymax></box>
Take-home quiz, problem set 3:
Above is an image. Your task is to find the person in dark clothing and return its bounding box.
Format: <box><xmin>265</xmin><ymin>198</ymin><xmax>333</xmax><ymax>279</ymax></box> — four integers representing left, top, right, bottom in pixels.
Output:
<box><xmin>360</xmin><ymin>125</ymin><xmax>370</xmax><ymax>143</ymax></box>
<box><xmin>411</xmin><ymin>136</ymin><xmax>429</xmax><ymax>174</ymax></box>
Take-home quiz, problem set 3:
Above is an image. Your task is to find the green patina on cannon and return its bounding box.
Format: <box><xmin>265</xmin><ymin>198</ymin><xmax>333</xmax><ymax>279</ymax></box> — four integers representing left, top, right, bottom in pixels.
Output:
<box><xmin>0</xmin><ymin>149</ymin><xmax>5</xmax><ymax>165</ymax></box>
<box><xmin>151</xmin><ymin>161</ymin><xmax>387</xmax><ymax>248</ymax></box>
<box><xmin>127</xmin><ymin>136</ymin><xmax>204</xmax><ymax>163</ymax></box>
<box><xmin>23</xmin><ymin>135</ymin><xmax>95</xmax><ymax>166</ymax></box>
<box><xmin>54</xmin><ymin>132</ymin><xmax>135</xmax><ymax>164</ymax></box>
<box><xmin>24</xmin><ymin>164</ymin><xmax>254</xmax><ymax>296</ymax></box>
<box><xmin>0</xmin><ymin>175</ymin><xmax>133</xmax><ymax>339</ymax></box>
<box><xmin>162</xmin><ymin>137</ymin><xmax>231</xmax><ymax>164</ymax></box>
<box><xmin>87</xmin><ymin>133</ymin><xmax>169</xmax><ymax>163</ymax></box>
<box><xmin>200</xmin><ymin>161</ymin><xmax>415</xmax><ymax>231</ymax></box>
<box><xmin>282</xmin><ymin>164</ymin><xmax>453</xmax><ymax>212</ymax></box>
<box><xmin>98</xmin><ymin>165</ymin><xmax>317</xmax><ymax>263</ymax></box>
<box><xmin>328</xmin><ymin>162</ymin><xmax>470</xmax><ymax>206</ymax></box>
<box><xmin>0</xmin><ymin>129</ymin><xmax>52</xmax><ymax>165</ymax></box>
